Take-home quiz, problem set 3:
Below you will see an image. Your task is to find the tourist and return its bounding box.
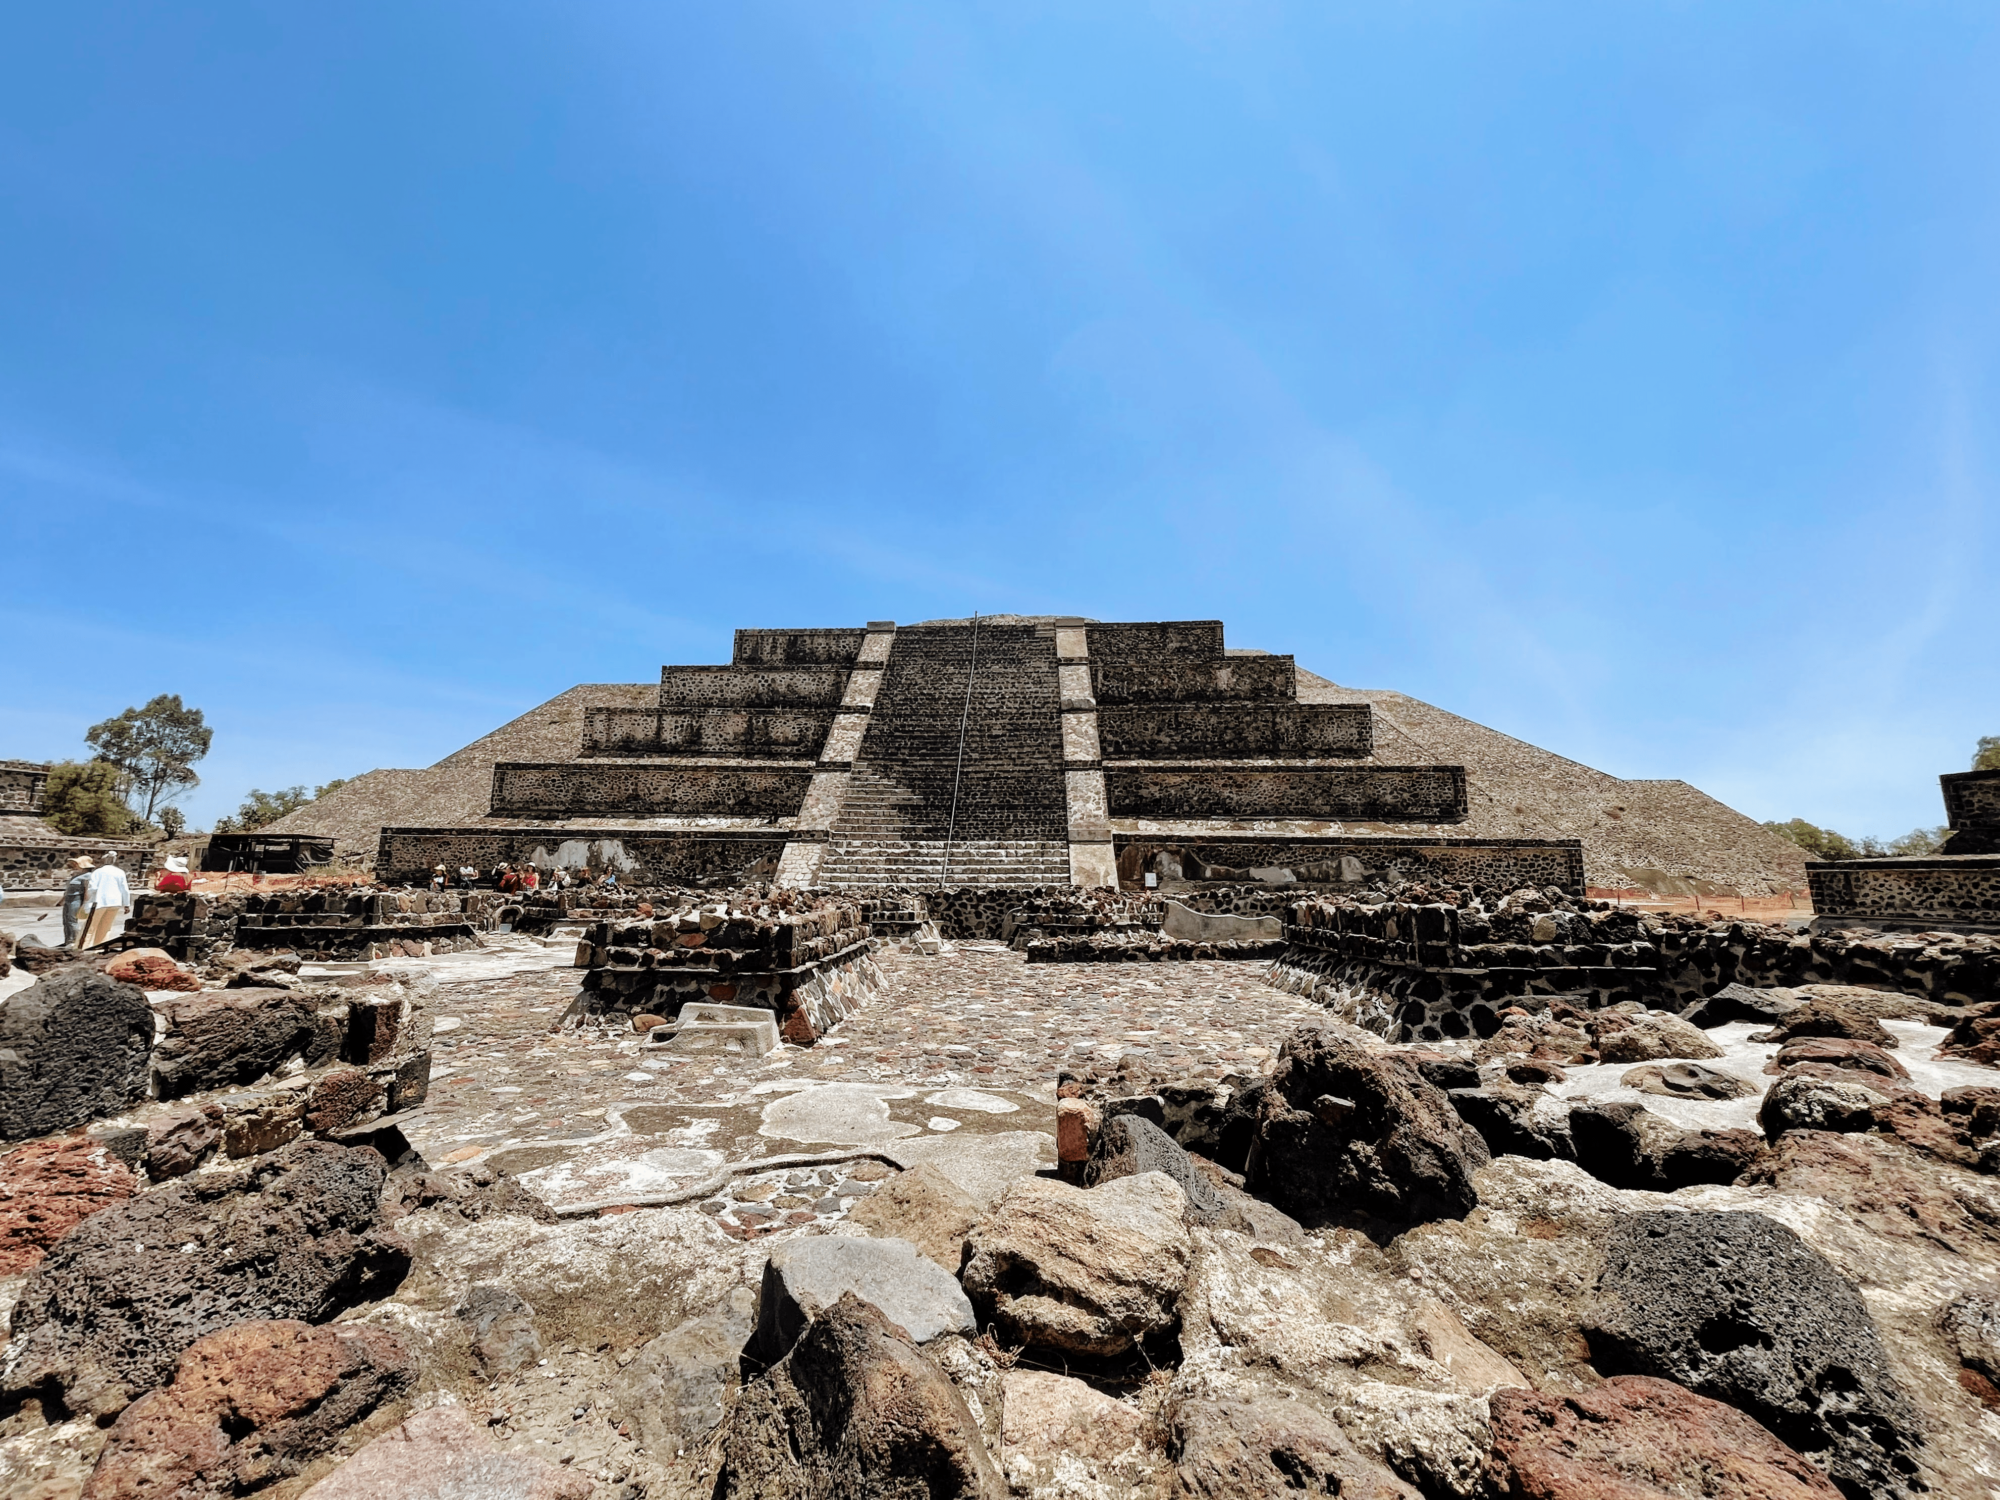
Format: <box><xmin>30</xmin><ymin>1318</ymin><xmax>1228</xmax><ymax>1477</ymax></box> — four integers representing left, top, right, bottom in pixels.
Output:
<box><xmin>61</xmin><ymin>855</ymin><xmax>92</xmax><ymax>946</ymax></box>
<box><xmin>498</xmin><ymin>864</ymin><xmax>521</xmax><ymax>893</ymax></box>
<box><xmin>156</xmin><ymin>854</ymin><xmax>191</xmax><ymax>894</ymax></box>
<box><xmin>431</xmin><ymin>863</ymin><xmax>448</xmax><ymax>892</ymax></box>
<box><xmin>79</xmin><ymin>854</ymin><xmax>132</xmax><ymax>949</ymax></box>
<box><xmin>457</xmin><ymin>863</ymin><xmax>476</xmax><ymax>890</ymax></box>
<box><xmin>521</xmin><ymin>865</ymin><xmax>540</xmax><ymax>892</ymax></box>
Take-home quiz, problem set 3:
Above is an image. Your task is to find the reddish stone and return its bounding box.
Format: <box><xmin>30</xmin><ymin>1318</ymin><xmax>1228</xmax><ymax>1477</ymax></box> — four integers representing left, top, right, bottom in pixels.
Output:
<box><xmin>1764</xmin><ymin>1038</ymin><xmax>1909</xmax><ymax>1081</ymax></box>
<box><xmin>305</xmin><ymin>1067</ymin><xmax>386</xmax><ymax>1135</ymax></box>
<box><xmin>709</xmin><ymin>981</ymin><xmax>739</xmax><ymax>1001</ymax></box>
<box><xmin>145</xmin><ymin>1103</ymin><xmax>226</xmax><ymax>1180</ymax></box>
<box><xmin>1486</xmin><ymin>1375</ymin><xmax>1841</xmax><ymax>1498</ymax></box>
<box><xmin>1939</xmin><ymin>1004</ymin><xmax>2000</xmax><ymax>1067</ymax></box>
<box><xmin>780</xmin><ymin>1005</ymin><xmax>818</xmax><ymax>1045</ymax></box>
<box><xmin>298</xmin><ymin>1406</ymin><xmax>590</xmax><ymax>1500</ymax></box>
<box><xmin>1056</xmin><ymin>1099</ymin><xmax>1095</xmax><ymax>1163</ymax></box>
<box><xmin>0</xmin><ymin>1139</ymin><xmax>138</xmax><ymax>1275</ymax></box>
<box><xmin>104</xmin><ymin>948</ymin><xmax>202</xmax><ymax>992</ymax></box>
<box><xmin>82</xmin><ymin>1319</ymin><xmax>417</xmax><ymax>1500</ymax></box>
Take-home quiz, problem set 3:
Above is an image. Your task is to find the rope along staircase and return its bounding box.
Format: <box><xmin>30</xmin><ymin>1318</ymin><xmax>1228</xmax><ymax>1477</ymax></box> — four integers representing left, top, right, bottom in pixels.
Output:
<box><xmin>818</xmin><ymin>622</ymin><xmax>1070</xmax><ymax>889</ymax></box>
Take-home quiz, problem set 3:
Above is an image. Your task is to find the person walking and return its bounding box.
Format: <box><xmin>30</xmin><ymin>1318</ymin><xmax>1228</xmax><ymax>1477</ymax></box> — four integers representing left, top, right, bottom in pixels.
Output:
<box><xmin>79</xmin><ymin>855</ymin><xmax>132</xmax><ymax>949</ymax></box>
<box><xmin>61</xmin><ymin>855</ymin><xmax>93</xmax><ymax>947</ymax></box>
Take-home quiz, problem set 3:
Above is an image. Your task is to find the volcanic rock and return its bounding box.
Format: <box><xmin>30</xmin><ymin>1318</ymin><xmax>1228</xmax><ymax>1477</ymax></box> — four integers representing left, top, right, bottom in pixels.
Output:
<box><xmin>80</xmin><ymin>1320</ymin><xmax>417</xmax><ymax>1500</ymax></box>
<box><xmin>151</xmin><ymin>987</ymin><xmax>334</xmax><ymax>1099</ymax></box>
<box><xmin>1766</xmin><ymin>1037</ymin><xmax>1909</xmax><ymax>1081</ymax></box>
<box><xmin>1448</xmin><ymin>1082</ymin><xmax>1576</xmax><ymax>1161</ymax></box>
<box><xmin>1938</xmin><ymin>1002</ymin><xmax>2000</xmax><ymax>1067</ymax></box>
<box><xmin>455</xmin><ymin>1283</ymin><xmax>543</xmax><ymax>1378</ymax></box>
<box><xmin>1248</xmin><ymin>1030</ymin><xmax>1490</xmax><ymax>1227</ymax></box>
<box><xmin>103</xmin><ymin>947</ymin><xmax>201</xmax><ymax>992</ymax></box>
<box><xmin>1483</xmin><ymin>1375</ymin><xmax>1841</xmax><ymax>1499</ymax></box>
<box><xmin>0</xmin><ymin>1138</ymin><xmax>138</xmax><ymax>1276</ymax></box>
<box><xmin>299</xmin><ymin>1405</ymin><xmax>590</xmax><ymax>1500</ymax></box>
<box><xmin>1759</xmin><ymin>1073</ymin><xmax>1887</xmax><ymax>1138</ymax></box>
<box><xmin>1569</xmin><ymin>1101</ymin><xmax>1762</xmax><ymax>1190</ymax></box>
<box><xmin>2</xmin><ymin>1141</ymin><xmax>410</xmax><ymax>1418</ymax></box>
<box><xmin>1584</xmin><ymin>1209</ymin><xmax>1924</xmax><ymax>1497</ymax></box>
<box><xmin>1685</xmin><ymin>982</ymin><xmax>1804</xmax><ymax>1028</ymax></box>
<box><xmin>1593</xmin><ymin>1011</ymin><xmax>1726</xmax><ymax>1064</ymax></box>
<box><xmin>749</xmin><ymin>1235</ymin><xmax>975</xmax><ymax>1369</ymax></box>
<box><xmin>143</xmin><ymin>1102</ymin><xmax>225</xmax><ymax>1180</ymax></box>
<box><xmin>1167</xmin><ymin>1378</ymin><xmax>1420</xmax><ymax>1500</ymax></box>
<box><xmin>1086</xmin><ymin>1112</ymin><xmax>1226</xmax><ymax>1221</ymax></box>
<box><xmin>379</xmin><ymin>1163</ymin><xmax>557</xmax><ymax>1224</ymax></box>
<box><xmin>1620</xmin><ymin>1061</ymin><xmax>1759</xmax><ymax>1100</ymax></box>
<box><xmin>1001</xmin><ymin>1370</ymin><xmax>1164</xmax><ymax>1498</ymax></box>
<box><xmin>0</xmin><ymin>968</ymin><xmax>153</xmax><ymax>1139</ymax></box>
<box><xmin>846</xmin><ymin>1162</ymin><xmax>981</xmax><ymax>1271</ymax></box>
<box><xmin>961</xmin><ymin>1172</ymin><xmax>1191</xmax><ymax>1360</ymax></box>
<box><xmin>609</xmin><ymin>1287</ymin><xmax>758</xmax><ymax>1452</ymax></box>
<box><xmin>714</xmin><ymin>1292</ymin><xmax>1004</xmax><ymax>1499</ymax></box>
<box><xmin>1752</xmin><ymin>997</ymin><xmax>1899</xmax><ymax>1049</ymax></box>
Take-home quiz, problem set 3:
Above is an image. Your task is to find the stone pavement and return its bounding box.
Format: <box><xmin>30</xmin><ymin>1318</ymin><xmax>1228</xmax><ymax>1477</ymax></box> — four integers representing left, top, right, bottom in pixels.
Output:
<box><xmin>402</xmin><ymin>939</ymin><xmax>1325</xmax><ymax>1231</ymax></box>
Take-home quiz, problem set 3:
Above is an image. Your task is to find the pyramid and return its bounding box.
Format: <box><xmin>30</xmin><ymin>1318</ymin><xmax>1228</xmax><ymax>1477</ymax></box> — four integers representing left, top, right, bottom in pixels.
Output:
<box><xmin>267</xmin><ymin>618</ymin><xmax>1805</xmax><ymax>896</ymax></box>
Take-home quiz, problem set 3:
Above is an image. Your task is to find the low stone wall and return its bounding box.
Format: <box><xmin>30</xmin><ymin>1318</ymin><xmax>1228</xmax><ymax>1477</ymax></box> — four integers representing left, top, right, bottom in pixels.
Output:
<box><xmin>1271</xmin><ymin>896</ymin><xmax>2000</xmax><ymax>1041</ymax></box>
<box><xmin>1807</xmin><ymin>855</ymin><xmax>2000</xmax><ymax>931</ymax></box>
<box><xmin>488</xmin><ymin>763</ymin><xmax>812</xmax><ymax>818</ymax></box>
<box><xmin>0</xmin><ymin>833</ymin><xmax>154</xmax><ymax>892</ymax></box>
<box><xmin>376</xmin><ymin>829</ymin><xmax>789</xmax><ymax>889</ymax></box>
<box><xmin>1113</xmin><ymin>835</ymin><xmax>1585</xmax><ymax>895</ymax></box>
<box><xmin>1096</xmin><ymin>703</ymin><xmax>1370</xmax><ymax>759</ymax></box>
<box><xmin>576</xmin><ymin>896</ymin><xmax>877</xmax><ymax>1041</ymax></box>
<box><xmin>1104</xmin><ymin>766</ymin><xmax>1467</xmax><ymax>822</ymax></box>
<box><xmin>128</xmin><ymin>888</ymin><xmax>504</xmax><ymax>961</ymax></box>
<box><xmin>1025</xmin><ymin>934</ymin><xmax>1285</xmax><ymax>963</ymax></box>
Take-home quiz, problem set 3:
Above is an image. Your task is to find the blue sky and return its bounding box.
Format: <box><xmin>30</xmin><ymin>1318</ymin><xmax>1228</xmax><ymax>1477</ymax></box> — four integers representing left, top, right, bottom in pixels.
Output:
<box><xmin>0</xmin><ymin>3</ymin><xmax>1993</xmax><ymax>839</ymax></box>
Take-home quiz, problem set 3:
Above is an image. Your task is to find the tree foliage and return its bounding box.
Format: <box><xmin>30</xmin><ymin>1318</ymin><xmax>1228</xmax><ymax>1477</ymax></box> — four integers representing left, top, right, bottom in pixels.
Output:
<box><xmin>1765</xmin><ymin>818</ymin><xmax>1949</xmax><ymax>860</ymax></box>
<box><xmin>1977</xmin><ymin>736</ymin><xmax>2000</xmax><ymax>772</ymax></box>
<box><xmin>85</xmin><ymin>694</ymin><xmax>212</xmax><ymax>822</ymax></box>
<box><xmin>41</xmin><ymin>760</ymin><xmax>143</xmax><ymax>837</ymax></box>
<box><xmin>213</xmin><ymin>786</ymin><xmax>313</xmax><ymax>834</ymax></box>
<box><xmin>1764</xmin><ymin>818</ymin><xmax>1862</xmax><ymax>861</ymax></box>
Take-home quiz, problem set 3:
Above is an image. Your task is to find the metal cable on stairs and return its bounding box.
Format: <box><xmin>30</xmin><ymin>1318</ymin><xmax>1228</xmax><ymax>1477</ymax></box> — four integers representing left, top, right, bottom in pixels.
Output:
<box><xmin>939</xmin><ymin>612</ymin><xmax>980</xmax><ymax>888</ymax></box>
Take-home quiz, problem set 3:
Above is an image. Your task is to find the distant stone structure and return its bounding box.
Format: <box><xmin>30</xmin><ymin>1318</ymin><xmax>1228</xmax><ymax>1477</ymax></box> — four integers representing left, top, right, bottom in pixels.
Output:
<box><xmin>1809</xmin><ymin>768</ymin><xmax>2000</xmax><ymax>933</ymax></box>
<box><xmin>262</xmin><ymin>615</ymin><xmax>1805</xmax><ymax>895</ymax></box>
<box><xmin>0</xmin><ymin>759</ymin><xmax>153</xmax><ymax>890</ymax></box>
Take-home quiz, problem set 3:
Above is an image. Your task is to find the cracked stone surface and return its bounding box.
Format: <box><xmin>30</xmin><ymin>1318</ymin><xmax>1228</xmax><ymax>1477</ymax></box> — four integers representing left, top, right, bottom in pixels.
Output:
<box><xmin>396</xmin><ymin>940</ymin><xmax>1323</xmax><ymax>1223</ymax></box>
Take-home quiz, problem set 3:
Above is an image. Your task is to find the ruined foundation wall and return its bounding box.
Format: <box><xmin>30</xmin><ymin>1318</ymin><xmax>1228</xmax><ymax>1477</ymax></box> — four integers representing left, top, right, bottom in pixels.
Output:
<box><xmin>376</xmin><ymin>828</ymin><xmax>789</xmax><ymax>888</ymax></box>
<box><xmin>1106</xmin><ymin>766</ymin><xmax>1467</xmax><ymax>822</ymax></box>
<box><xmin>1113</xmin><ymin>835</ymin><xmax>1586</xmax><ymax>895</ymax></box>
<box><xmin>1806</xmin><ymin>856</ymin><xmax>2000</xmax><ymax>929</ymax></box>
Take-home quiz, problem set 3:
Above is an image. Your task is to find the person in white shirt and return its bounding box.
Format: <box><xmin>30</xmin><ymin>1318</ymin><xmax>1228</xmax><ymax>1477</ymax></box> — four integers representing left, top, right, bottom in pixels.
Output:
<box><xmin>79</xmin><ymin>855</ymin><xmax>133</xmax><ymax>949</ymax></box>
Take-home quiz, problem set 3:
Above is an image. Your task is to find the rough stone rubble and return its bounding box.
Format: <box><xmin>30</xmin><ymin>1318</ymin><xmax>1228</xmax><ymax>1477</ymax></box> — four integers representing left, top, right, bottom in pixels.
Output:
<box><xmin>2</xmin><ymin>875</ymin><xmax>1999</xmax><ymax>1500</ymax></box>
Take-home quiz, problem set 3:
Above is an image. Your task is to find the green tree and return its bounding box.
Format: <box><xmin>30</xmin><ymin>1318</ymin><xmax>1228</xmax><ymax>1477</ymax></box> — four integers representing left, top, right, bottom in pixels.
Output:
<box><xmin>1763</xmin><ymin>818</ymin><xmax>1863</xmax><ymax>861</ymax></box>
<box><xmin>313</xmin><ymin>777</ymin><xmax>350</xmax><ymax>799</ymax></box>
<box><xmin>1885</xmin><ymin>825</ymin><xmax>1949</xmax><ymax>857</ymax></box>
<box><xmin>40</xmin><ymin>760</ymin><xmax>143</xmax><ymax>837</ymax></box>
<box><xmin>85</xmin><ymin>694</ymin><xmax>213</xmax><ymax>823</ymax></box>
<box><xmin>1976</xmin><ymin>736</ymin><xmax>2000</xmax><ymax>772</ymax></box>
<box><xmin>156</xmin><ymin>806</ymin><xmax>186</xmax><ymax>839</ymax></box>
<box><xmin>221</xmin><ymin>786</ymin><xmax>314</xmax><ymax>832</ymax></box>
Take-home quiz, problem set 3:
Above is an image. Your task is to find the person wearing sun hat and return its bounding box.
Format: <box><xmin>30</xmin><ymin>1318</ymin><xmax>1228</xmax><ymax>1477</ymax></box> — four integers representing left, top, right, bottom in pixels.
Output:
<box><xmin>61</xmin><ymin>854</ymin><xmax>93</xmax><ymax>947</ymax></box>
<box><xmin>156</xmin><ymin>854</ymin><xmax>192</xmax><ymax>895</ymax></box>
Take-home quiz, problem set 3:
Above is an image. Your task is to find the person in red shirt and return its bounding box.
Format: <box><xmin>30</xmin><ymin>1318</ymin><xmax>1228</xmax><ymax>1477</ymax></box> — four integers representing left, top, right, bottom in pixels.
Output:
<box><xmin>521</xmin><ymin>866</ymin><xmax>540</xmax><ymax>892</ymax></box>
<box><xmin>156</xmin><ymin>855</ymin><xmax>191</xmax><ymax>894</ymax></box>
<box><xmin>497</xmin><ymin>864</ymin><xmax>521</xmax><ymax>893</ymax></box>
